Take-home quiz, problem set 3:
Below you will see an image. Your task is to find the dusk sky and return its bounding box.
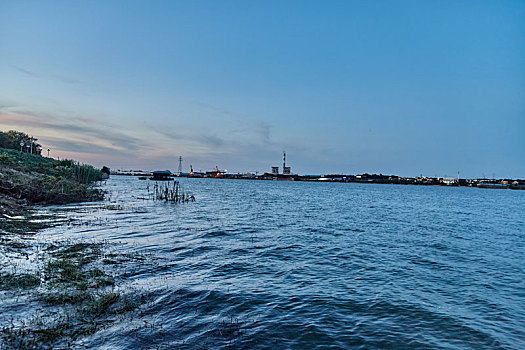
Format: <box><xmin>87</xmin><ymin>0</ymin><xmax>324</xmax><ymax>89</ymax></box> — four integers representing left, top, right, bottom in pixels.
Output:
<box><xmin>1</xmin><ymin>0</ymin><xmax>524</xmax><ymax>177</ymax></box>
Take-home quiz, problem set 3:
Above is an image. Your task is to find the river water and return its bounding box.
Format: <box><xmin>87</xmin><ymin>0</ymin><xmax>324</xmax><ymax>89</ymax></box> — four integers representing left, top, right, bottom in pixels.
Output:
<box><xmin>38</xmin><ymin>176</ymin><xmax>525</xmax><ymax>349</ymax></box>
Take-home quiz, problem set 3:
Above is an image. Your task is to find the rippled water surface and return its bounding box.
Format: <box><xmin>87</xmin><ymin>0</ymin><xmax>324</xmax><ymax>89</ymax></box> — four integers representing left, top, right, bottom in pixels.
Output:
<box><xmin>39</xmin><ymin>176</ymin><xmax>525</xmax><ymax>349</ymax></box>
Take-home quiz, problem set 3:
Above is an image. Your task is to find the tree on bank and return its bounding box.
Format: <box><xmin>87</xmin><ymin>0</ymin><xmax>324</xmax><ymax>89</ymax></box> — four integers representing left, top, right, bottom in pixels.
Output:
<box><xmin>0</xmin><ymin>130</ymin><xmax>42</xmax><ymax>155</ymax></box>
<box><xmin>1</xmin><ymin>129</ymin><xmax>111</xmax><ymax>179</ymax></box>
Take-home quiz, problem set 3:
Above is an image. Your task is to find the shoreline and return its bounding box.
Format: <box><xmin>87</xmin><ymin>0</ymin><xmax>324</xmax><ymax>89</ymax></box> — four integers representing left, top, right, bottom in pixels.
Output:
<box><xmin>0</xmin><ymin>146</ymin><xmax>150</xmax><ymax>348</ymax></box>
<box><xmin>111</xmin><ymin>173</ymin><xmax>525</xmax><ymax>190</ymax></box>
<box><xmin>0</xmin><ymin>206</ymin><xmax>151</xmax><ymax>348</ymax></box>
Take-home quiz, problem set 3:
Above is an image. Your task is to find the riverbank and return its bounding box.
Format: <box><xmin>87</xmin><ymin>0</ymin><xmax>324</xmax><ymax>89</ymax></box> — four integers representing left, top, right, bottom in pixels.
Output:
<box><xmin>0</xmin><ymin>148</ymin><xmax>150</xmax><ymax>348</ymax></box>
<box><xmin>0</xmin><ymin>146</ymin><xmax>105</xmax><ymax>248</ymax></box>
<box><xmin>0</xmin><ymin>148</ymin><xmax>105</xmax><ymax>213</ymax></box>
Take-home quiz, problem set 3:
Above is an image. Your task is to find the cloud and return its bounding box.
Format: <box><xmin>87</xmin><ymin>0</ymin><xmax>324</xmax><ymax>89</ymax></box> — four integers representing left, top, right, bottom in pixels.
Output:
<box><xmin>147</xmin><ymin>126</ymin><xmax>185</xmax><ymax>141</ymax></box>
<box><xmin>44</xmin><ymin>137</ymin><xmax>128</xmax><ymax>156</ymax></box>
<box><xmin>257</xmin><ymin>122</ymin><xmax>271</xmax><ymax>142</ymax></box>
<box><xmin>237</xmin><ymin>121</ymin><xmax>271</xmax><ymax>143</ymax></box>
<box><xmin>0</xmin><ymin>108</ymin><xmax>145</xmax><ymax>154</ymax></box>
<box><xmin>12</xmin><ymin>65</ymin><xmax>39</xmax><ymax>78</ymax></box>
<box><xmin>192</xmin><ymin>100</ymin><xmax>273</xmax><ymax>143</ymax></box>
<box><xmin>199</xmin><ymin>133</ymin><xmax>224</xmax><ymax>147</ymax></box>
<box><xmin>55</xmin><ymin>76</ymin><xmax>81</xmax><ymax>84</ymax></box>
<box><xmin>142</xmin><ymin>102</ymin><xmax>278</xmax><ymax>169</ymax></box>
<box><xmin>0</xmin><ymin>102</ymin><xmax>281</xmax><ymax>171</ymax></box>
<box><xmin>11</xmin><ymin>65</ymin><xmax>81</xmax><ymax>84</ymax></box>
<box><xmin>147</xmin><ymin>124</ymin><xmax>224</xmax><ymax>149</ymax></box>
<box><xmin>193</xmin><ymin>101</ymin><xmax>238</xmax><ymax>117</ymax></box>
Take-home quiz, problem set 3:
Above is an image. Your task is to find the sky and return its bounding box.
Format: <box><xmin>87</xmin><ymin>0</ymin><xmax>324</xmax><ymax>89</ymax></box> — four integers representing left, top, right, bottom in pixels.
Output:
<box><xmin>1</xmin><ymin>0</ymin><xmax>524</xmax><ymax>178</ymax></box>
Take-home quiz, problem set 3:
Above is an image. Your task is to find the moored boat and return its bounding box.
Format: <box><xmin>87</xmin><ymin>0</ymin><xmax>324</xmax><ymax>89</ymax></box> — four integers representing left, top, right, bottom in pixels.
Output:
<box><xmin>510</xmin><ymin>181</ymin><xmax>525</xmax><ymax>190</ymax></box>
<box><xmin>150</xmin><ymin>170</ymin><xmax>173</xmax><ymax>181</ymax></box>
<box><xmin>477</xmin><ymin>182</ymin><xmax>509</xmax><ymax>189</ymax></box>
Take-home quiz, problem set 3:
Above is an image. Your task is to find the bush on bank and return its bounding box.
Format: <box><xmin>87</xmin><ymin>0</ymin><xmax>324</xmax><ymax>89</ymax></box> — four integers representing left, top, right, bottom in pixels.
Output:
<box><xmin>0</xmin><ymin>147</ymin><xmax>105</xmax><ymax>208</ymax></box>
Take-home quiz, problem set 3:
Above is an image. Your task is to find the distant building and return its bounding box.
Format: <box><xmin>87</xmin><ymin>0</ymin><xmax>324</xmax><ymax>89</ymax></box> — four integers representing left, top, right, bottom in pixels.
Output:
<box><xmin>441</xmin><ymin>177</ymin><xmax>457</xmax><ymax>185</ymax></box>
<box><xmin>270</xmin><ymin>152</ymin><xmax>292</xmax><ymax>175</ymax></box>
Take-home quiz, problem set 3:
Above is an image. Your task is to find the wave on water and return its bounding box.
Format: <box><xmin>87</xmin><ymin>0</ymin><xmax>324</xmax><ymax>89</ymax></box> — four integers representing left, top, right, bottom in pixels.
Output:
<box><xmin>2</xmin><ymin>177</ymin><xmax>523</xmax><ymax>349</ymax></box>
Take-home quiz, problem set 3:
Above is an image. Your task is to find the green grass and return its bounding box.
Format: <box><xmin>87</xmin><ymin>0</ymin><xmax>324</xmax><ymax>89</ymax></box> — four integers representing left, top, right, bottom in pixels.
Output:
<box><xmin>0</xmin><ymin>273</ymin><xmax>40</xmax><ymax>290</ymax></box>
<box><xmin>0</xmin><ymin>147</ymin><xmax>105</xmax><ymax>207</ymax></box>
<box><xmin>1</xmin><ymin>237</ymin><xmax>149</xmax><ymax>348</ymax></box>
<box><xmin>45</xmin><ymin>243</ymin><xmax>114</xmax><ymax>290</ymax></box>
<box><xmin>0</xmin><ymin>145</ymin><xmax>151</xmax><ymax>348</ymax></box>
<box><xmin>0</xmin><ymin>148</ymin><xmax>101</xmax><ymax>181</ymax></box>
<box><xmin>40</xmin><ymin>290</ymin><xmax>92</xmax><ymax>305</ymax></box>
<box><xmin>0</xmin><ymin>212</ymin><xmax>52</xmax><ymax>235</ymax></box>
<box><xmin>85</xmin><ymin>292</ymin><xmax>120</xmax><ymax>316</ymax></box>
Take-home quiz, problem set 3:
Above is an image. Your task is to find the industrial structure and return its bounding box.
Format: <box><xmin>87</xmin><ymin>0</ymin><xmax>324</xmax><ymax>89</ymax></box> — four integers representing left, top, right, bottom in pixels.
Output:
<box><xmin>283</xmin><ymin>151</ymin><xmax>291</xmax><ymax>174</ymax></box>
<box><xmin>177</xmin><ymin>156</ymin><xmax>183</xmax><ymax>176</ymax></box>
<box><xmin>272</xmin><ymin>151</ymin><xmax>292</xmax><ymax>175</ymax></box>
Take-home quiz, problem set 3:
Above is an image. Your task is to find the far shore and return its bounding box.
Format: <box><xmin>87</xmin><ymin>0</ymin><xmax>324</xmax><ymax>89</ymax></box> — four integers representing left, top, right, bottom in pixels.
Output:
<box><xmin>110</xmin><ymin>172</ymin><xmax>525</xmax><ymax>190</ymax></box>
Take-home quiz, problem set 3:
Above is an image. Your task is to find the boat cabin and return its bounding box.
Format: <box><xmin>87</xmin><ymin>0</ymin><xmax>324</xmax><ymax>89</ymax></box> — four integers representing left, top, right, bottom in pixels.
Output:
<box><xmin>151</xmin><ymin>170</ymin><xmax>172</xmax><ymax>181</ymax></box>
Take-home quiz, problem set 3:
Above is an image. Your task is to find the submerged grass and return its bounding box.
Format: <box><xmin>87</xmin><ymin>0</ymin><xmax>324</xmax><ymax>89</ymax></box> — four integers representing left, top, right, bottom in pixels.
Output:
<box><xmin>0</xmin><ymin>214</ymin><xmax>52</xmax><ymax>235</ymax></box>
<box><xmin>3</xmin><ymin>288</ymin><xmax>145</xmax><ymax>347</ymax></box>
<box><xmin>85</xmin><ymin>292</ymin><xmax>120</xmax><ymax>316</ymax></box>
<box><xmin>1</xmin><ymin>216</ymin><xmax>150</xmax><ymax>349</ymax></box>
<box><xmin>40</xmin><ymin>290</ymin><xmax>92</xmax><ymax>305</ymax></box>
<box><xmin>1</xmin><ymin>237</ymin><xmax>148</xmax><ymax>349</ymax></box>
<box><xmin>0</xmin><ymin>273</ymin><xmax>40</xmax><ymax>290</ymax></box>
<box><xmin>43</xmin><ymin>242</ymin><xmax>113</xmax><ymax>290</ymax></box>
<box><xmin>0</xmin><ymin>141</ymin><xmax>154</xmax><ymax>348</ymax></box>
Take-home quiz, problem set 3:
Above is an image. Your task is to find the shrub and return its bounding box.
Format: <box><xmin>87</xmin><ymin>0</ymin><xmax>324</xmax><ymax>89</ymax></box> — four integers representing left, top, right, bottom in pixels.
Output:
<box><xmin>0</xmin><ymin>152</ymin><xmax>16</xmax><ymax>165</ymax></box>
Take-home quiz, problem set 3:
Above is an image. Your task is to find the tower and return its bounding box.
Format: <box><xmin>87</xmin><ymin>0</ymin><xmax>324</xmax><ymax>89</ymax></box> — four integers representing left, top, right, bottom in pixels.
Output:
<box><xmin>282</xmin><ymin>151</ymin><xmax>291</xmax><ymax>175</ymax></box>
<box><xmin>283</xmin><ymin>151</ymin><xmax>286</xmax><ymax>173</ymax></box>
<box><xmin>178</xmin><ymin>156</ymin><xmax>182</xmax><ymax>176</ymax></box>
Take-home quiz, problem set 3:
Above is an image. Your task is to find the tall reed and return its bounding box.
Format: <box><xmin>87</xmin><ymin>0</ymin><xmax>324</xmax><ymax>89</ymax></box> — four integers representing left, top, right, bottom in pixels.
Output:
<box><xmin>148</xmin><ymin>181</ymin><xmax>195</xmax><ymax>203</ymax></box>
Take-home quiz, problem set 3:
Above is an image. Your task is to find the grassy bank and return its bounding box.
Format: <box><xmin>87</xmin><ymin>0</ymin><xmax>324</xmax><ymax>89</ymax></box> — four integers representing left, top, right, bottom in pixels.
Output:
<box><xmin>0</xmin><ymin>147</ymin><xmax>149</xmax><ymax>348</ymax></box>
<box><xmin>0</xmin><ymin>146</ymin><xmax>105</xmax><ymax>240</ymax></box>
<box><xmin>0</xmin><ymin>148</ymin><xmax>104</xmax><ymax>215</ymax></box>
